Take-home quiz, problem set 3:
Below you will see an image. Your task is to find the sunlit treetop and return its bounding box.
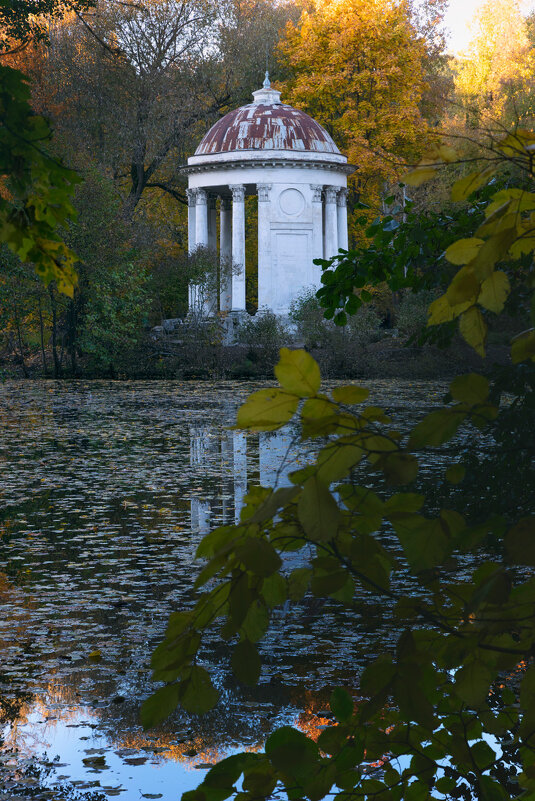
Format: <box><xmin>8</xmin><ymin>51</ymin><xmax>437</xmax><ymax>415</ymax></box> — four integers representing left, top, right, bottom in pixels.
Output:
<box><xmin>0</xmin><ymin>0</ymin><xmax>95</xmax><ymax>51</ymax></box>
<box><xmin>277</xmin><ymin>0</ymin><xmax>430</xmax><ymax>202</ymax></box>
<box><xmin>454</xmin><ymin>0</ymin><xmax>535</xmax><ymax>120</ymax></box>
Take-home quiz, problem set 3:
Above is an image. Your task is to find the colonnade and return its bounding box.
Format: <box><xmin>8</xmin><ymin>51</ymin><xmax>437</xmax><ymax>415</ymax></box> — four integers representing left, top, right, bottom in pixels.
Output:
<box><xmin>186</xmin><ymin>183</ymin><xmax>348</xmax><ymax>315</ymax></box>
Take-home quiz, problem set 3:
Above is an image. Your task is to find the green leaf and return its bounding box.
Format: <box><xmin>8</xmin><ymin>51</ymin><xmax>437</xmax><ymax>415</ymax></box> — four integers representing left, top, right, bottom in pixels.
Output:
<box><xmin>454</xmin><ymin>660</ymin><xmax>493</xmax><ymax>707</ymax></box>
<box><xmin>288</xmin><ymin>567</ymin><xmax>311</xmax><ymax>601</ymax></box>
<box><xmin>450</xmin><ymin>373</ymin><xmax>489</xmax><ymax>405</ymax></box>
<box><xmin>409</xmin><ymin>409</ymin><xmax>466</xmax><ymax>448</ymax></box>
<box><xmin>317</xmin><ymin>725</ymin><xmax>351</xmax><ymax>755</ymax></box>
<box><xmin>229</xmin><ymin>573</ymin><xmax>253</xmax><ymax>628</ymax></box>
<box><xmin>231</xmin><ymin>639</ymin><xmax>261</xmax><ymax>686</ymax></box>
<box><xmin>265</xmin><ymin>726</ymin><xmax>319</xmax><ymax>782</ymax></box>
<box><xmin>316</xmin><ymin>441</ymin><xmax>363</xmax><ymax>483</ymax></box>
<box><xmin>311</xmin><ymin>570</ymin><xmax>348</xmax><ymax>596</ymax></box>
<box><xmin>301</xmin><ymin>397</ymin><xmax>339</xmax><ymax>437</ymax></box>
<box><xmin>274</xmin><ymin>348</ymin><xmax>321</xmax><ymax>397</ymax></box>
<box><xmin>202</xmin><ymin>755</ymin><xmax>251</xmax><ymax>794</ymax></box>
<box><xmin>379</xmin><ymin>452</ymin><xmax>418</xmax><ymax>485</ymax></box>
<box><xmin>445</xmin><ymin>464</ymin><xmax>466</xmax><ymax>483</ymax></box>
<box><xmin>394</xmin><ymin>671</ymin><xmax>435</xmax><ymax>730</ymax></box>
<box><xmin>505</xmin><ymin>518</ymin><xmax>535</xmax><ymax>564</ymax></box>
<box><xmin>236</xmin><ymin>538</ymin><xmax>282</xmax><ymax>577</ymax></box>
<box><xmin>392</xmin><ymin>515</ymin><xmax>450</xmax><ymax>571</ymax></box>
<box><xmin>385</xmin><ymin>493</ymin><xmax>424</xmax><ymax>513</ymax></box>
<box><xmin>247</xmin><ymin>487</ymin><xmax>299</xmax><ymax>524</ymax></box>
<box><xmin>242</xmin><ymin>760</ymin><xmax>277</xmax><ymax>796</ymax></box>
<box><xmin>241</xmin><ymin>600</ymin><xmax>269</xmax><ymax>643</ymax></box>
<box><xmin>330</xmin><ymin>687</ymin><xmax>354</xmax><ymax>722</ymax></box>
<box><xmin>236</xmin><ymin>388</ymin><xmax>299</xmax><ymax>432</ymax></box>
<box><xmin>179</xmin><ymin>666</ymin><xmax>220</xmax><ymax>714</ymax></box>
<box><xmin>141</xmin><ymin>684</ymin><xmax>180</xmax><ymax>729</ymax></box>
<box><xmin>331</xmin><ymin>385</ymin><xmax>370</xmax><ymax>404</ymax></box>
<box><xmin>298</xmin><ymin>476</ymin><xmax>342</xmax><ymax>542</ymax></box>
<box><xmin>471</xmin><ymin>740</ymin><xmax>496</xmax><ymax>770</ymax></box>
<box><xmin>261</xmin><ymin>573</ymin><xmax>287</xmax><ymax>607</ymax></box>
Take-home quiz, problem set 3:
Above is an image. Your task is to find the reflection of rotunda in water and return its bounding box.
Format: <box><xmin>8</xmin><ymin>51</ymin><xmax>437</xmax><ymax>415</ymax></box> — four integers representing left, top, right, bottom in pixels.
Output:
<box><xmin>189</xmin><ymin>421</ymin><xmax>302</xmax><ymax>535</ymax></box>
<box><xmin>183</xmin><ymin>73</ymin><xmax>354</xmax><ymax>317</ymax></box>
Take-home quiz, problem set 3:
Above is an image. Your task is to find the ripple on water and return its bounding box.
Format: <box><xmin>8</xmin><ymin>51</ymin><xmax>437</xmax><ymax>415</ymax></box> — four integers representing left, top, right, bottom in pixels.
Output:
<box><xmin>0</xmin><ymin>378</ymin><xmax>453</xmax><ymax>799</ymax></box>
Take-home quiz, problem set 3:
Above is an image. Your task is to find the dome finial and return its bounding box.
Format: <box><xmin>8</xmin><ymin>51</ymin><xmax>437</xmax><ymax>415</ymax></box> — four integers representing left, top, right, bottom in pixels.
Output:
<box><xmin>263</xmin><ymin>70</ymin><xmax>270</xmax><ymax>89</ymax></box>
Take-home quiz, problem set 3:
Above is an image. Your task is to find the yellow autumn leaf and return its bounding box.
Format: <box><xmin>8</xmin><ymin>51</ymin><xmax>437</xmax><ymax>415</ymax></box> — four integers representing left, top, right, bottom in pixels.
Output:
<box><xmin>499</xmin><ymin>129</ymin><xmax>535</xmax><ymax>157</ymax></box>
<box><xmin>446</xmin><ymin>267</ymin><xmax>480</xmax><ymax>307</ymax></box>
<box><xmin>471</xmin><ymin>230</ymin><xmax>517</xmax><ymax>280</ymax></box>
<box><xmin>451</xmin><ymin>167</ymin><xmax>496</xmax><ymax>202</ymax></box>
<box><xmin>402</xmin><ymin>166</ymin><xmax>438</xmax><ymax>186</ymax></box>
<box><xmin>509</xmin><ymin>223</ymin><xmax>535</xmax><ymax>258</ymax></box>
<box><xmin>428</xmin><ymin>295</ymin><xmax>472</xmax><ymax>325</ymax></box>
<box><xmin>237</xmin><ymin>388</ymin><xmax>299</xmax><ymax>432</ymax></box>
<box><xmin>459</xmin><ymin>307</ymin><xmax>487</xmax><ymax>357</ymax></box>
<box><xmin>511</xmin><ymin>329</ymin><xmax>535</xmax><ymax>363</ymax></box>
<box><xmin>478</xmin><ymin>271</ymin><xmax>510</xmax><ymax>313</ymax></box>
<box><xmin>485</xmin><ymin>189</ymin><xmax>535</xmax><ymax>218</ymax></box>
<box><xmin>437</xmin><ymin>144</ymin><xmax>458</xmax><ymax>163</ymax></box>
<box><xmin>275</xmin><ymin>348</ymin><xmax>321</xmax><ymax>397</ymax></box>
<box><xmin>444</xmin><ymin>238</ymin><xmax>484</xmax><ymax>266</ymax></box>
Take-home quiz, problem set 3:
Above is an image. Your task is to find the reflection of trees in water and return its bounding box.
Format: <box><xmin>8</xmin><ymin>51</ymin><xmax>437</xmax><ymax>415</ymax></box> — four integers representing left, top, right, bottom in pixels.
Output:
<box><xmin>2</xmin><ymin>677</ymin><xmax>348</xmax><ymax>772</ymax></box>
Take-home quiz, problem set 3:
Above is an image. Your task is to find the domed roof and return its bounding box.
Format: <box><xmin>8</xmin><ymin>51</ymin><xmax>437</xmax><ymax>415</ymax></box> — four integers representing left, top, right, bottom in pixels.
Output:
<box><xmin>194</xmin><ymin>74</ymin><xmax>341</xmax><ymax>158</ymax></box>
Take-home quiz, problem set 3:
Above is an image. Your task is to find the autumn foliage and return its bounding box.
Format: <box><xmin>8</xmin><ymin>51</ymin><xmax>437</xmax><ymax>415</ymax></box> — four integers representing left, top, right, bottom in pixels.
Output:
<box><xmin>278</xmin><ymin>0</ymin><xmax>430</xmax><ymax>200</ymax></box>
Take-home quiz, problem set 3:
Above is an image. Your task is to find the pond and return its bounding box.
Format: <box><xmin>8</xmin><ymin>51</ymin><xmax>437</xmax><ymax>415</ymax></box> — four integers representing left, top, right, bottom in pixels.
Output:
<box><xmin>0</xmin><ymin>378</ymin><xmax>449</xmax><ymax>800</ymax></box>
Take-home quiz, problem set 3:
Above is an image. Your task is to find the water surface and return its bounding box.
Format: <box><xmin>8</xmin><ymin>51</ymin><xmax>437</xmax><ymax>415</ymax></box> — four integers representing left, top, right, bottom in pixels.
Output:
<box><xmin>0</xmin><ymin>379</ymin><xmax>447</xmax><ymax>799</ymax></box>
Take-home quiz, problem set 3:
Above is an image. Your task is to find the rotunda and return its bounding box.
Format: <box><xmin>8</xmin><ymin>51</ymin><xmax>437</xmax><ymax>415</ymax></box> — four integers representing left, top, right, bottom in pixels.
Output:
<box><xmin>182</xmin><ymin>74</ymin><xmax>354</xmax><ymax>317</ymax></box>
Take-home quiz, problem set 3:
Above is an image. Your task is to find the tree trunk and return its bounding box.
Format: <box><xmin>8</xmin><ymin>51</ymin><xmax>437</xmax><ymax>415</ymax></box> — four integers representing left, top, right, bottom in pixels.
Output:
<box><xmin>67</xmin><ymin>297</ymin><xmax>78</xmax><ymax>376</ymax></box>
<box><xmin>14</xmin><ymin>307</ymin><xmax>29</xmax><ymax>378</ymax></box>
<box><xmin>38</xmin><ymin>296</ymin><xmax>49</xmax><ymax>377</ymax></box>
<box><xmin>49</xmin><ymin>285</ymin><xmax>61</xmax><ymax>378</ymax></box>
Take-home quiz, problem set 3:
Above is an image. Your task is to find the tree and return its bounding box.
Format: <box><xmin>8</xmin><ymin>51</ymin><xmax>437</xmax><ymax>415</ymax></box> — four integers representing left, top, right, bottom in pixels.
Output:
<box><xmin>0</xmin><ymin>0</ymin><xmax>93</xmax><ymax>51</ymax></box>
<box><xmin>0</xmin><ymin>65</ymin><xmax>80</xmax><ymax>296</ymax></box>
<box><xmin>277</xmin><ymin>0</ymin><xmax>430</xmax><ymax>204</ymax></box>
<box><xmin>140</xmin><ymin>131</ymin><xmax>535</xmax><ymax>801</ymax></box>
<box><xmin>454</xmin><ymin>0</ymin><xmax>535</xmax><ymax>125</ymax></box>
<box><xmin>18</xmin><ymin>0</ymin><xmax>302</xmax><ymax>222</ymax></box>
<box><xmin>59</xmin><ymin>171</ymin><xmax>149</xmax><ymax>374</ymax></box>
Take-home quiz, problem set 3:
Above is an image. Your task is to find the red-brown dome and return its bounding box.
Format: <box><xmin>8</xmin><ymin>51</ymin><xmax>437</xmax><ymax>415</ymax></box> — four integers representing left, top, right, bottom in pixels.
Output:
<box><xmin>195</xmin><ymin>93</ymin><xmax>341</xmax><ymax>157</ymax></box>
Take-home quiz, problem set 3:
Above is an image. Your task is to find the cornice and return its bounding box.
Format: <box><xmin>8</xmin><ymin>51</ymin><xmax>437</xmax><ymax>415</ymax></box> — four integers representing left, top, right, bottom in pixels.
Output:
<box><xmin>181</xmin><ymin>158</ymin><xmax>355</xmax><ymax>177</ymax></box>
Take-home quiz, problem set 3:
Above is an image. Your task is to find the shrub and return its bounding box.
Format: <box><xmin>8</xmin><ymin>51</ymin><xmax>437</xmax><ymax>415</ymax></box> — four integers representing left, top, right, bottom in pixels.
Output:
<box><xmin>396</xmin><ymin>289</ymin><xmax>438</xmax><ymax>339</ymax></box>
<box><xmin>290</xmin><ymin>289</ymin><xmax>382</xmax><ymax>349</ymax></box>
<box><xmin>237</xmin><ymin>309</ymin><xmax>290</xmax><ymax>361</ymax></box>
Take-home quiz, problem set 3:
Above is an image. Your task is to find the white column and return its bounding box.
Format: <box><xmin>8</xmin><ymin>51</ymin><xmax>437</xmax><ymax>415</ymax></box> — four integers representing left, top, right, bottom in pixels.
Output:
<box><xmin>257</xmin><ymin>183</ymin><xmax>272</xmax><ymax>310</ymax></box>
<box><xmin>187</xmin><ymin>188</ymin><xmax>198</xmax><ymax>312</ymax></box>
<box><xmin>220</xmin><ymin>197</ymin><xmax>232</xmax><ymax>311</ymax></box>
<box><xmin>195</xmin><ymin>188</ymin><xmax>209</xmax><ymax>248</ymax></box>
<box><xmin>311</xmin><ymin>184</ymin><xmax>324</xmax><ymax>264</ymax></box>
<box><xmin>186</xmin><ymin>188</ymin><xmax>197</xmax><ymax>253</ymax></box>
<box><xmin>337</xmin><ymin>188</ymin><xmax>349</xmax><ymax>251</ymax></box>
<box><xmin>324</xmin><ymin>186</ymin><xmax>339</xmax><ymax>259</ymax></box>
<box><xmin>208</xmin><ymin>195</ymin><xmax>217</xmax><ymax>252</ymax></box>
<box><xmin>230</xmin><ymin>184</ymin><xmax>246</xmax><ymax>311</ymax></box>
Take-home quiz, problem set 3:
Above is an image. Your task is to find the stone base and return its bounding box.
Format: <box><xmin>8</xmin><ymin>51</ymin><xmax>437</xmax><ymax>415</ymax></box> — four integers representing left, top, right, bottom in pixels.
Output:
<box><xmin>222</xmin><ymin>310</ymin><xmax>250</xmax><ymax>345</ymax></box>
